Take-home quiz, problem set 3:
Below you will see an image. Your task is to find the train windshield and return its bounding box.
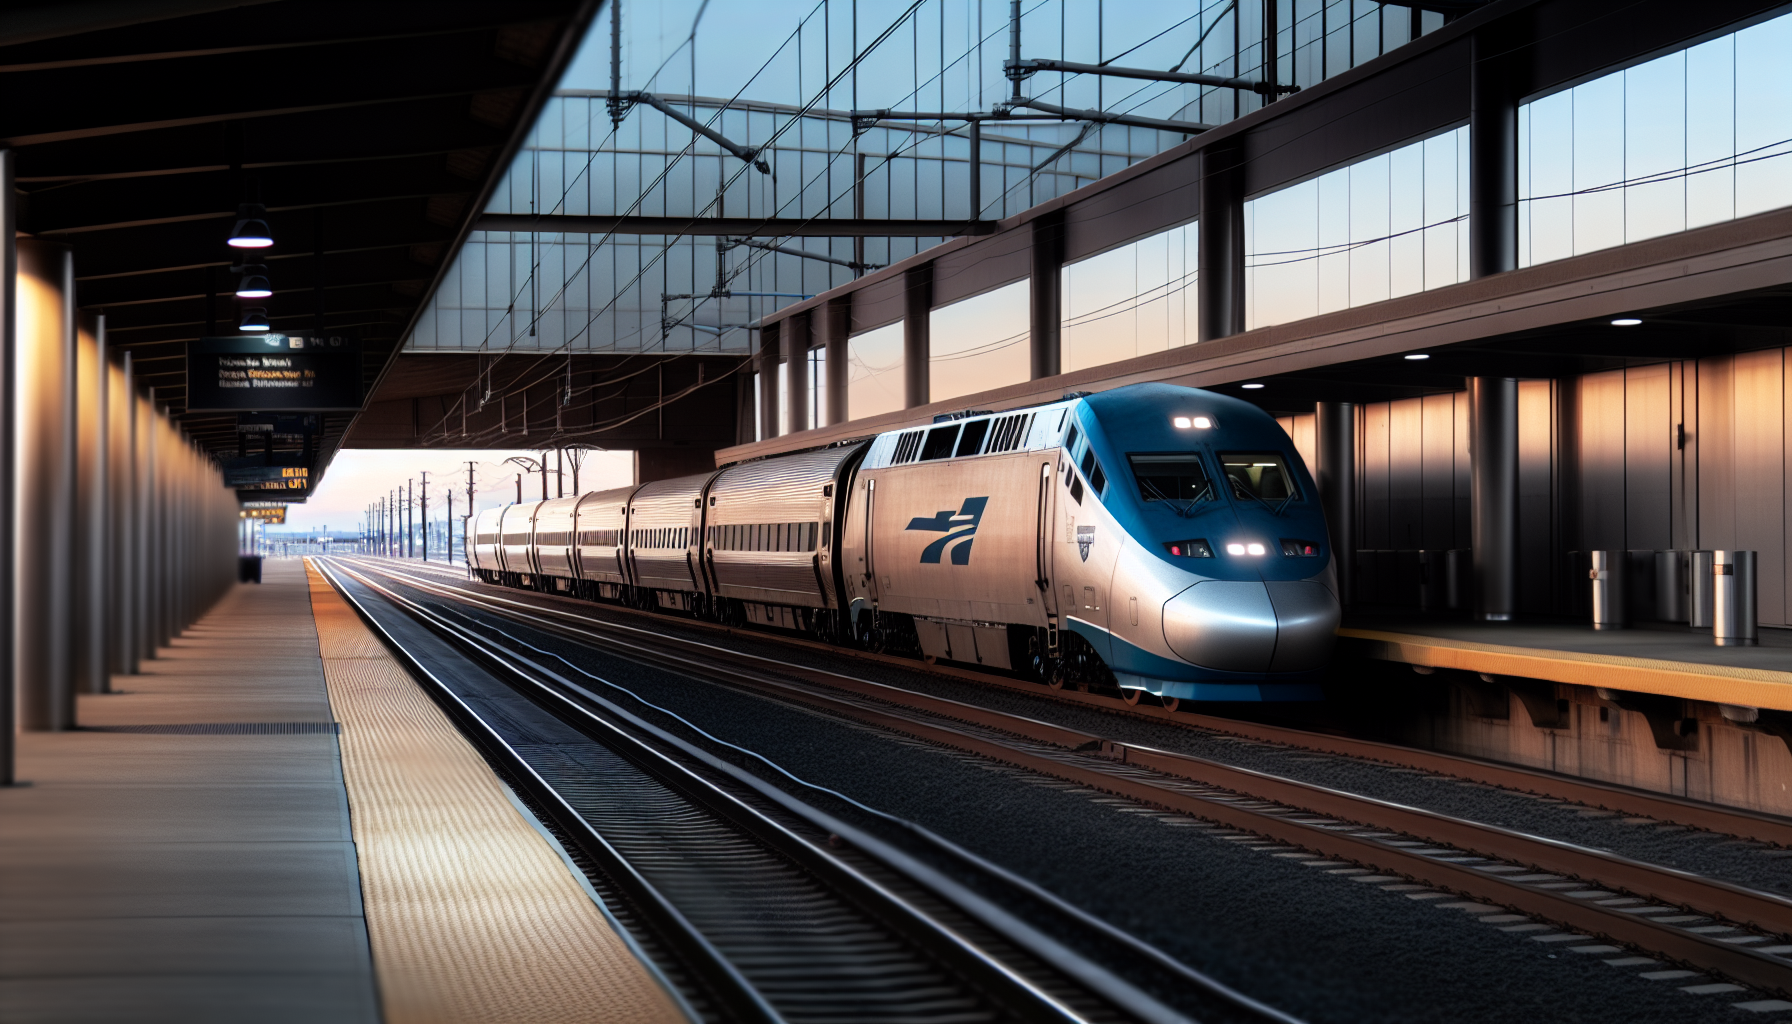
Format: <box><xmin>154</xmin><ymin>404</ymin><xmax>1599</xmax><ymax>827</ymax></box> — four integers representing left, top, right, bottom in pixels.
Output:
<box><xmin>1220</xmin><ymin>453</ymin><xmax>1298</xmax><ymax>502</ymax></box>
<box><xmin>1128</xmin><ymin>454</ymin><xmax>1214</xmax><ymax>503</ymax></box>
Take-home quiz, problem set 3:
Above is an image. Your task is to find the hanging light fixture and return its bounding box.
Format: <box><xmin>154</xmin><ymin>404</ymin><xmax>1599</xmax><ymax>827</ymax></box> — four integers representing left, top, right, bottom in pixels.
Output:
<box><xmin>238</xmin><ymin>307</ymin><xmax>270</xmax><ymax>331</ymax></box>
<box><xmin>227</xmin><ymin>203</ymin><xmax>273</xmax><ymax>248</ymax></box>
<box><xmin>235</xmin><ymin>264</ymin><xmax>271</xmax><ymax>298</ymax></box>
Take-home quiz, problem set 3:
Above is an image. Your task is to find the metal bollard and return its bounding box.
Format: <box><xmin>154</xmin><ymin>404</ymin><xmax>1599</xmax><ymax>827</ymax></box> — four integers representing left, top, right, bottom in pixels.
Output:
<box><xmin>1689</xmin><ymin>551</ymin><xmax>1715</xmax><ymax>628</ymax></box>
<box><xmin>1654</xmin><ymin>550</ymin><xmax>1688</xmax><ymax>622</ymax></box>
<box><xmin>1590</xmin><ymin>550</ymin><xmax>1626</xmax><ymax>630</ymax></box>
<box><xmin>1713</xmin><ymin>550</ymin><xmax>1757</xmax><ymax>646</ymax></box>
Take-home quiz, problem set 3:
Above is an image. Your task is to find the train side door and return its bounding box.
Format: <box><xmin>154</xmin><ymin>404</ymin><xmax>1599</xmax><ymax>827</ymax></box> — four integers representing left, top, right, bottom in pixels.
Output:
<box><xmin>1035</xmin><ymin>459</ymin><xmax>1061</xmax><ymax>647</ymax></box>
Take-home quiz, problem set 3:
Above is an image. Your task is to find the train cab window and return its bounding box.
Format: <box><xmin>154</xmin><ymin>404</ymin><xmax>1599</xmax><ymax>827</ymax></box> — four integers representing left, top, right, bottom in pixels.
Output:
<box><xmin>1221</xmin><ymin>453</ymin><xmax>1299</xmax><ymax>502</ymax></box>
<box><xmin>1128</xmin><ymin>454</ymin><xmax>1215</xmax><ymax>504</ymax></box>
<box><xmin>920</xmin><ymin>424</ymin><xmax>960</xmax><ymax>461</ymax></box>
<box><xmin>1065</xmin><ymin>424</ymin><xmax>1080</xmax><ymax>453</ymax></box>
<box><xmin>955</xmin><ymin>419</ymin><xmax>989</xmax><ymax>456</ymax></box>
<box><xmin>1079</xmin><ymin>448</ymin><xmax>1106</xmax><ymax>496</ymax></box>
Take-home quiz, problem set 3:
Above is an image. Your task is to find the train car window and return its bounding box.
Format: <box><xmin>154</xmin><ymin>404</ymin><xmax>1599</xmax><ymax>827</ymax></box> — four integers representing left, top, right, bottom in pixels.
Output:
<box><xmin>1127</xmin><ymin>454</ymin><xmax>1215</xmax><ymax>503</ymax></box>
<box><xmin>955</xmin><ymin>419</ymin><xmax>989</xmax><ymax>456</ymax></box>
<box><xmin>919</xmin><ymin>424</ymin><xmax>960</xmax><ymax>461</ymax></box>
<box><xmin>891</xmin><ymin>430</ymin><xmax>923</xmax><ymax>464</ymax></box>
<box><xmin>1065</xmin><ymin>424</ymin><xmax>1080</xmax><ymax>452</ymax></box>
<box><xmin>1079</xmin><ymin>448</ymin><xmax>1107</xmax><ymax>496</ymax></box>
<box><xmin>1068</xmin><ymin>473</ymin><xmax>1084</xmax><ymax>505</ymax></box>
<box><xmin>1220</xmin><ymin>453</ymin><xmax>1299</xmax><ymax>502</ymax></box>
<box><xmin>821</xmin><ymin>522</ymin><xmax>832</xmax><ymax>548</ymax></box>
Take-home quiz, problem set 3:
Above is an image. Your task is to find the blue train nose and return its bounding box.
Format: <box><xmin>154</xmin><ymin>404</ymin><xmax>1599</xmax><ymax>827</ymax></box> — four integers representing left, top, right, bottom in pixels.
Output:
<box><xmin>1162</xmin><ymin>580</ymin><xmax>1339</xmax><ymax>673</ymax></box>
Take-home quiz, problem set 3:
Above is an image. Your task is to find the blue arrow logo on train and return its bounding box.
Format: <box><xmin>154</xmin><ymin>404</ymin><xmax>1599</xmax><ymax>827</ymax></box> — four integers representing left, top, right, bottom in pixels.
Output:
<box><xmin>906</xmin><ymin>497</ymin><xmax>988</xmax><ymax>565</ymax></box>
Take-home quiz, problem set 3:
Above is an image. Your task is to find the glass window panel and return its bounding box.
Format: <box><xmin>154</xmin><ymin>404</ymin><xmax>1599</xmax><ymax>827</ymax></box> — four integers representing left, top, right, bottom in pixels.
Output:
<box><xmin>1624</xmin><ymin>50</ymin><xmax>1686</xmax><ymax>243</ymax></box>
<box><xmin>1060</xmin><ymin>222</ymin><xmax>1197</xmax><ymax>373</ymax></box>
<box><xmin>1734</xmin><ymin>13</ymin><xmax>1792</xmax><ymax>218</ymax></box>
<box><xmin>1572</xmin><ymin>74</ymin><xmax>1626</xmax><ymax>256</ymax></box>
<box><xmin>1221</xmin><ymin>452</ymin><xmax>1299</xmax><ymax>502</ymax></box>
<box><xmin>1387</xmin><ymin>143</ymin><xmax>1425</xmax><ymax>298</ymax></box>
<box><xmin>1685</xmin><ymin>35</ymin><xmax>1736</xmax><ymax>229</ymax></box>
<box><xmin>847</xmin><ymin>322</ymin><xmax>904</xmax><ymax>420</ymax></box>
<box><xmin>928</xmin><ymin>279</ymin><xmax>1030</xmax><ymax>405</ymax></box>
<box><xmin>1347</xmin><ymin>154</ymin><xmax>1390</xmax><ymax>308</ymax></box>
<box><xmin>1522</xmin><ymin>91</ymin><xmax>1575</xmax><ymax>267</ymax></box>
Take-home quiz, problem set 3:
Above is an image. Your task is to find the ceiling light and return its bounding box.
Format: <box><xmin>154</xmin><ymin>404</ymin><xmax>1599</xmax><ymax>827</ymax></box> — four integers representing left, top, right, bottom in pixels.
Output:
<box><xmin>1610</xmin><ymin>317</ymin><xmax>1642</xmax><ymax>326</ymax></box>
<box><xmin>1404</xmin><ymin>353</ymin><xmax>1430</xmax><ymax>360</ymax></box>
<box><xmin>1241</xmin><ymin>382</ymin><xmax>1264</xmax><ymax>389</ymax></box>
<box><xmin>235</xmin><ymin>266</ymin><xmax>271</xmax><ymax>299</ymax></box>
<box><xmin>227</xmin><ymin>203</ymin><xmax>273</xmax><ymax>248</ymax></box>
<box><xmin>238</xmin><ymin>307</ymin><xmax>270</xmax><ymax>331</ymax></box>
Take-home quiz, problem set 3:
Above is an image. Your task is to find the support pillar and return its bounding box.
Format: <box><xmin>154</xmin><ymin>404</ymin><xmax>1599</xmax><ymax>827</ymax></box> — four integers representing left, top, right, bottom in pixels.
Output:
<box><xmin>0</xmin><ymin>150</ymin><xmax>15</xmax><ymax>781</ymax></box>
<box><xmin>1029</xmin><ymin>214</ymin><xmax>1062</xmax><ymax>379</ymax></box>
<box><xmin>73</xmin><ymin>313</ymin><xmax>107</xmax><ymax>694</ymax></box>
<box><xmin>114</xmin><ymin>352</ymin><xmax>135</xmax><ymax>676</ymax></box>
<box><xmin>1471</xmin><ymin>377</ymin><xmax>1519</xmax><ymax>622</ymax></box>
<box><xmin>1469</xmin><ymin>29</ymin><xmax>1521</xmax><ymax>280</ymax></box>
<box><xmin>783</xmin><ymin>309</ymin><xmax>809</xmax><ymax>435</ymax></box>
<box><xmin>16</xmin><ymin>238</ymin><xmax>75</xmax><ymax>730</ymax></box>
<box><xmin>903</xmin><ymin>265</ymin><xmax>931</xmax><ymax>408</ymax></box>
<box><xmin>1314</xmin><ymin>402</ymin><xmax>1356</xmax><ymax>607</ymax></box>
<box><xmin>757</xmin><ymin>322</ymin><xmax>780</xmax><ymax>441</ymax></box>
<box><xmin>1197</xmin><ymin>145</ymin><xmax>1244</xmax><ymax>342</ymax></box>
<box><xmin>823</xmin><ymin>297</ymin><xmax>849</xmax><ymax>425</ymax></box>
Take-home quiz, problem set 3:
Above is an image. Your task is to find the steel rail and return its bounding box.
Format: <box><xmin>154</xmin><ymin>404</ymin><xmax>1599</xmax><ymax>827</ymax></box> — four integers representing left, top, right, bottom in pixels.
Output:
<box><xmin>323</xmin><ymin>560</ymin><xmax>1170</xmax><ymax>1024</ymax></box>
<box><xmin>333</xmin><ymin>558</ymin><xmax>1307</xmax><ymax>1024</ymax></box>
<box><xmin>387</xmin><ymin>557</ymin><xmax>1792</xmax><ymax>849</ymax></box>
<box><xmin>349</xmin><ymin>558</ymin><xmax>1792</xmax><ymax>996</ymax></box>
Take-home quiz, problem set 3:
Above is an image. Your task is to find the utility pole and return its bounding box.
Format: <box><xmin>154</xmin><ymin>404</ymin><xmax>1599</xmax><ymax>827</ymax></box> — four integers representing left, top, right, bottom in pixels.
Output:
<box><xmin>515</xmin><ymin>474</ymin><xmax>522</xmax><ymax>504</ymax></box>
<box><xmin>445</xmin><ymin>489</ymin><xmax>455</xmax><ymax>564</ymax></box>
<box><xmin>539</xmin><ymin>456</ymin><xmax>548</xmax><ymax>501</ymax></box>
<box><xmin>419</xmin><ymin>471</ymin><xmax>430</xmax><ymax>562</ymax></box>
<box><xmin>406</xmin><ymin>479</ymin><xmax>414</xmax><ymax>558</ymax></box>
<box><xmin>465</xmin><ymin>460</ymin><xmax>476</xmax><ymax>566</ymax></box>
<box><xmin>556</xmin><ymin>447</ymin><xmax>564</xmax><ymax>498</ymax></box>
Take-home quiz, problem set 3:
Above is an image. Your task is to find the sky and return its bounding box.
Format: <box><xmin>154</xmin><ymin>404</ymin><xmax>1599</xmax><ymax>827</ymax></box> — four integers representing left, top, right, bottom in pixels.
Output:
<box><xmin>268</xmin><ymin>448</ymin><xmax>635</xmax><ymax>535</ymax></box>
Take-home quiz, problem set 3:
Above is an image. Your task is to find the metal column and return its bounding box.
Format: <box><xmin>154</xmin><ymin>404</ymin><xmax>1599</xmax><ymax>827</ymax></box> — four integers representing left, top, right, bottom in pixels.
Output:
<box><xmin>1029</xmin><ymin>214</ymin><xmax>1062</xmax><ymax>379</ymax></box>
<box><xmin>757</xmin><ymin>323</ymin><xmax>780</xmax><ymax>440</ymax></box>
<box><xmin>822</xmin><ymin>297</ymin><xmax>849</xmax><ymax>426</ymax></box>
<box><xmin>1471</xmin><ymin>377</ymin><xmax>1520</xmax><ymax>622</ymax></box>
<box><xmin>1314</xmin><ymin>402</ymin><xmax>1356</xmax><ymax>606</ymax></box>
<box><xmin>903</xmin><ymin>265</ymin><xmax>931</xmax><ymax>408</ymax></box>
<box><xmin>73</xmin><ymin>314</ymin><xmax>107</xmax><ymax>695</ymax></box>
<box><xmin>0</xmin><ymin>150</ymin><xmax>15</xmax><ymax>781</ymax></box>
<box><xmin>114</xmin><ymin>352</ymin><xmax>136</xmax><ymax>676</ymax></box>
<box><xmin>16</xmin><ymin>238</ymin><xmax>76</xmax><ymax>730</ymax></box>
<box><xmin>783</xmin><ymin>309</ymin><xmax>809</xmax><ymax>436</ymax></box>
<box><xmin>1197</xmin><ymin>145</ymin><xmax>1244</xmax><ymax>342</ymax></box>
<box><xmin>1469</xmin><ymin>28</ymin><xmax>1521</xmax><ymax>280</ymax></box>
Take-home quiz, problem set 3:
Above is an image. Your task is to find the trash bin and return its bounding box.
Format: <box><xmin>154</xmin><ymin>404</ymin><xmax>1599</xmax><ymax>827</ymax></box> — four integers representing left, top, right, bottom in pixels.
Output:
<box><xmin>1689</xmin><ymin>550</ymin><xmax>1715</xmax><ymax>628</ymax></box>
<box><xmin>1590</xmin><ymin>550</ymin><xmax>1625</xmax><ymax>630</ymax></box>
<box><xmin>1713</xmin><ymin>550</ymin><xmax>1756</xmax><ymax>647</ymax></box>
<box><xmin>1653</xmin><ymin>550</ymin><xmax>1688</xmax><ymax>622</ymax></box>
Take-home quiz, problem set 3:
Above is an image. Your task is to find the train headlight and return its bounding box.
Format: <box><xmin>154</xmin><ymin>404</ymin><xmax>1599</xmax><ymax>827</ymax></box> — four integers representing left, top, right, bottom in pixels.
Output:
<box><xmin>1227</xmin><ymin>542</ymin><xmax>1265</xmax><ymax>556</ymax></box>
<box><xmin>1171</xmin><ymin>415</ymin><xmax>1213</xmax><ymax>429</ymax></box>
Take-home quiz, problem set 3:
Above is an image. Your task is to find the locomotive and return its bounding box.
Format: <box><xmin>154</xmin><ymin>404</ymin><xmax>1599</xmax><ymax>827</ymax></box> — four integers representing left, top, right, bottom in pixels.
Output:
<box><xmin>470</xmin><ymin>382</ymin><xmax>1339</xmax><ymax>702</ymax></box>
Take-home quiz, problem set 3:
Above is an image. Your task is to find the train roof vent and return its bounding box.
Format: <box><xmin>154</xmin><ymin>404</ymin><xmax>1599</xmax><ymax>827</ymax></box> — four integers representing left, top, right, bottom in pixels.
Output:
<box><xmin>890</xmin><ymin>429</ymin><xmax>924</xmax><ymax>464</ymax></box>
<box><xmin>985</xmin><ymin>412</ymin><xmax>1034</xmax><ymax>453</ymax></box>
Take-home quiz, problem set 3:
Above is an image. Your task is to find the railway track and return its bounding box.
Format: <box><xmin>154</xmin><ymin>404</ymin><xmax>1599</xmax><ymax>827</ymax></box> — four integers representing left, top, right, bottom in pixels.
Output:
<box><xmin>340</xmin><ymin>556</ymin><xmax>1792</xmax><ymax>1000</ymax></box>
<box><xmin>316</xmin><ymin>558</ymin><xmax>1303</xmax><ymax>1024</ymax></box>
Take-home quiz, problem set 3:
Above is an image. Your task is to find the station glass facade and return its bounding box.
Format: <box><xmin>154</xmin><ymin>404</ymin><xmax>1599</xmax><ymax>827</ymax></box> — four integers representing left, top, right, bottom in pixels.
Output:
<box><xmin>1059</xmin><ymin>220</ymin><xmax>1199</xmax><ymax>374</ymax></box>
<box><xmin>1518</xmin><ymin>9</ymin><xmax>1792</xmax><ymax>268</ymax></box>
<box><xmin>1243</xmin><ymin>126</ymin><xmax>1468</xmax><ymax>330</ymax></box>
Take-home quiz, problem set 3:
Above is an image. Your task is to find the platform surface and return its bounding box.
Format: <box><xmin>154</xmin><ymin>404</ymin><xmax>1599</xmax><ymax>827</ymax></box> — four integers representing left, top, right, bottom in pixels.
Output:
<box><xmin>1341</xmin><ymin>614</ymin><xmax>1792</xmax><ymax>710</ymax></box>
<box><xmin>0</xmin><ymin>560</ymin><xmax>380</xmax><ymax>1023</ymax></box>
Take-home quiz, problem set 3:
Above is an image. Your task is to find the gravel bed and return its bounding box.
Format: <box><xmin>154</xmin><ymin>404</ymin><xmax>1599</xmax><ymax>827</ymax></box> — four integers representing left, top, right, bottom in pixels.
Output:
<box><xmin>383</xmin><ymin>575</ymin><xmax>1783</xmax><ymax>1024</ymax></box>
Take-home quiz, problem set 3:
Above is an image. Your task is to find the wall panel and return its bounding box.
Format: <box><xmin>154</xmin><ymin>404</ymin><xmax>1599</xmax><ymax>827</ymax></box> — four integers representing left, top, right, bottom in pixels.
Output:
<box><xmin>1421</xmin><ymin>393</ymin><xmax>1457</xmax><ymax>549</ymax></box>
<box><xmin>1361</xmin><ymin>402</ymin><xmax>1391</xmax><ymax>549</ymax></box>
<box><xmin>1729</xmin><ymin>348</ymin><xmax>1784</xmax><ymax>625</ymax></box>
<box><xmin>1578</xmin><ymin>370</ymin><xmax>1628</xmax><ymax>551</ymax></box>
<box><xmin>1388</xmin><ymin>397</ymin><xmax>1424</xmax><ymax>548</ymax></box>
<box><xmin>1518</xmin><ymin>380</ymin><xmax>1556</xmax><ymax>614</ymax></box>
<box><xmin>1624</xmin><ymin>364</ymin><xmax>1673</xmax><ymax>551</ymax></box>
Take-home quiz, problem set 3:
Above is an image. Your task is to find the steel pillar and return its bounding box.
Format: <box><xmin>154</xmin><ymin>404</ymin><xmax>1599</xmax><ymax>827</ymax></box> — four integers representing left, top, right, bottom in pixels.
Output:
<box><xmin>1197</xmin><ymin>145</ymin><xmax>1244</xmax><ymax>342</ymax></box>
<box><xmin>73</xmin><ymin>313</ymin><xmax>107</xmax><ymax>695</ymax></box>
<box><xmin>822</xmin><ymin>297</ymin><xmax>849</xmax><ymax>426</ymax></box>
<box><xmin>783</xmin><ymin>309</ymin><xmax>809</xmax><ymax>436</ymax></box>
<box><xmin>16</xmin><ymin>238</ymin><xmax>75</xmax><ymax>730</ymax></box>
<box><xmin>903</xmin><ymin>266</ymin><xmax>931</xmax><ymax>408</ymax></box>
<box><xmin>1469</xmin><ymin>30</ymin><xmax>1521</xmax><ymax>279</ymax></box>
<box><xmin>1029</xmin><ymin>214</ymin><xmax>1062</xmax><ymax>379</ymax></box>
<box><xmin>1314</xmin><ymin>402</ymin><xmax>1356</xmax><ymax>607</ymax></box>
<box><xmin>0</xmin><ymin>150</ymin><xmax>14</xmax><ymax>781</ymax></box>
<box><xmin>1471</xmin><ymin>376</ymin><xmax>1520</xmax><ymax>622</ymax></box>
<box><xmin>757</xmin><ymin>323</ymin><xmax>780</xmax><ymax>440</ymax></box>
<box><xmin>114</xmin><ymin>352</ymin><xmax>136</xmax><ymax>676</ymax></box>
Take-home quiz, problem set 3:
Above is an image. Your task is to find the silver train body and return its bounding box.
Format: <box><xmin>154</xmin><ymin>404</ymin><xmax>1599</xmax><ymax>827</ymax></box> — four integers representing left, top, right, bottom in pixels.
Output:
<box><xmin>470</xmin><ymin>383</ymin><xmax>1340</xmax><ymax>700</ymax></box>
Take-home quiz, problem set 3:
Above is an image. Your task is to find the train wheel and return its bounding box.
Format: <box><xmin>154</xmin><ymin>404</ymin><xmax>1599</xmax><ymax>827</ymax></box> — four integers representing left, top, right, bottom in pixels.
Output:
<box><xmin>1120</xmin><ymin>688</ymin><xmax>1144</xmax><ymax>706</ymax></box>
<box><xmin>1160</xmin><ymin>695</ymin><xmax>1181</xmax><ymax>713</ymax></box>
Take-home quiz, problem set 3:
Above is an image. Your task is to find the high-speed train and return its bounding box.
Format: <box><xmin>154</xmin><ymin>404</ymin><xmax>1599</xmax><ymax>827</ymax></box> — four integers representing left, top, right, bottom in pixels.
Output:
<box><xmin>470</xmin><ymin>382</ymin><xmax>1339</xmax><ymax>701</ymax></box>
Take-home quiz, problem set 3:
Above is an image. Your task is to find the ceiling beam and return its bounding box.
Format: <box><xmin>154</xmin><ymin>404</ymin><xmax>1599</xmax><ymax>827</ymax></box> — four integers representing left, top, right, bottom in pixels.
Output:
<box><xmin>475</xmin><ymin>213</ymin><xmax>997</xmax><ymax>238</ymax></box>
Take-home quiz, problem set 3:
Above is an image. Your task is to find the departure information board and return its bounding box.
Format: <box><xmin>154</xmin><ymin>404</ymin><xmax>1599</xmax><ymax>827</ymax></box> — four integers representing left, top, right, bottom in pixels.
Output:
<box><xmin>187</xmin><ymin>334</ymin><xmax>362</xmax><ymax>412</ymax></box>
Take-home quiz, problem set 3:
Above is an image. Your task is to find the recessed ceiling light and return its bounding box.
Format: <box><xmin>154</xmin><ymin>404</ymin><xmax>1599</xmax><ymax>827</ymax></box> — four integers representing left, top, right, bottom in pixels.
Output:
<box><xmin>238</xmin><ymin>307</ymin><xmax>270</xmax><ymax>331</ymax></box>
<box><xmin>1611</xmin><ymin>317</ymin><xmax>1642</xmax><ymax>326</ymax></box>
<box><xmin>1241</xmin><ymin>382</ymin><xmax>1265</xmax><ymax>389</ymax></box>
<box><xmin>1404</xmin><ymin>353</ymin><xmax>1430</xmax><ymax>360</ymax></box>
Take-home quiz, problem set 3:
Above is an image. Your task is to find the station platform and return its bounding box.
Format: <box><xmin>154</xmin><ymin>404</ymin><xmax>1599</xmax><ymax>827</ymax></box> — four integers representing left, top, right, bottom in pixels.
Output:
<box><xmin>1340</xmin><ymin>615</ymin><xmax>1792</xmax><ymax>712</ymax></box>
<box><xmin>0</xmin><ymin>559</ymin><xmax>681</xmax><ymax>1024</ymax></box>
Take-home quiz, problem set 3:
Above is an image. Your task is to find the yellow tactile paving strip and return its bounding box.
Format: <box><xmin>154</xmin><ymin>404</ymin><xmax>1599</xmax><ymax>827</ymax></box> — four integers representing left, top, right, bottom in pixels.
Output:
<box><xmin>1339</xmin><ymin>627</ymin><xmax>1792</xmax><ymax>712</ymax></box>
<box><xmin>304</xmin><ymin>562</ymin><xmax>685</xmax><ymax>1024</ymax></box>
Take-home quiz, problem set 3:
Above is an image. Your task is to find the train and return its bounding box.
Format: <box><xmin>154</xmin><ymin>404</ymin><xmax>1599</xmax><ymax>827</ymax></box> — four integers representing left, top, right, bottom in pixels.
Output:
<box><xmin>469</xmin><ymin>382</ymin><xmax>1340</xmax><ymax>702</ymax></box>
